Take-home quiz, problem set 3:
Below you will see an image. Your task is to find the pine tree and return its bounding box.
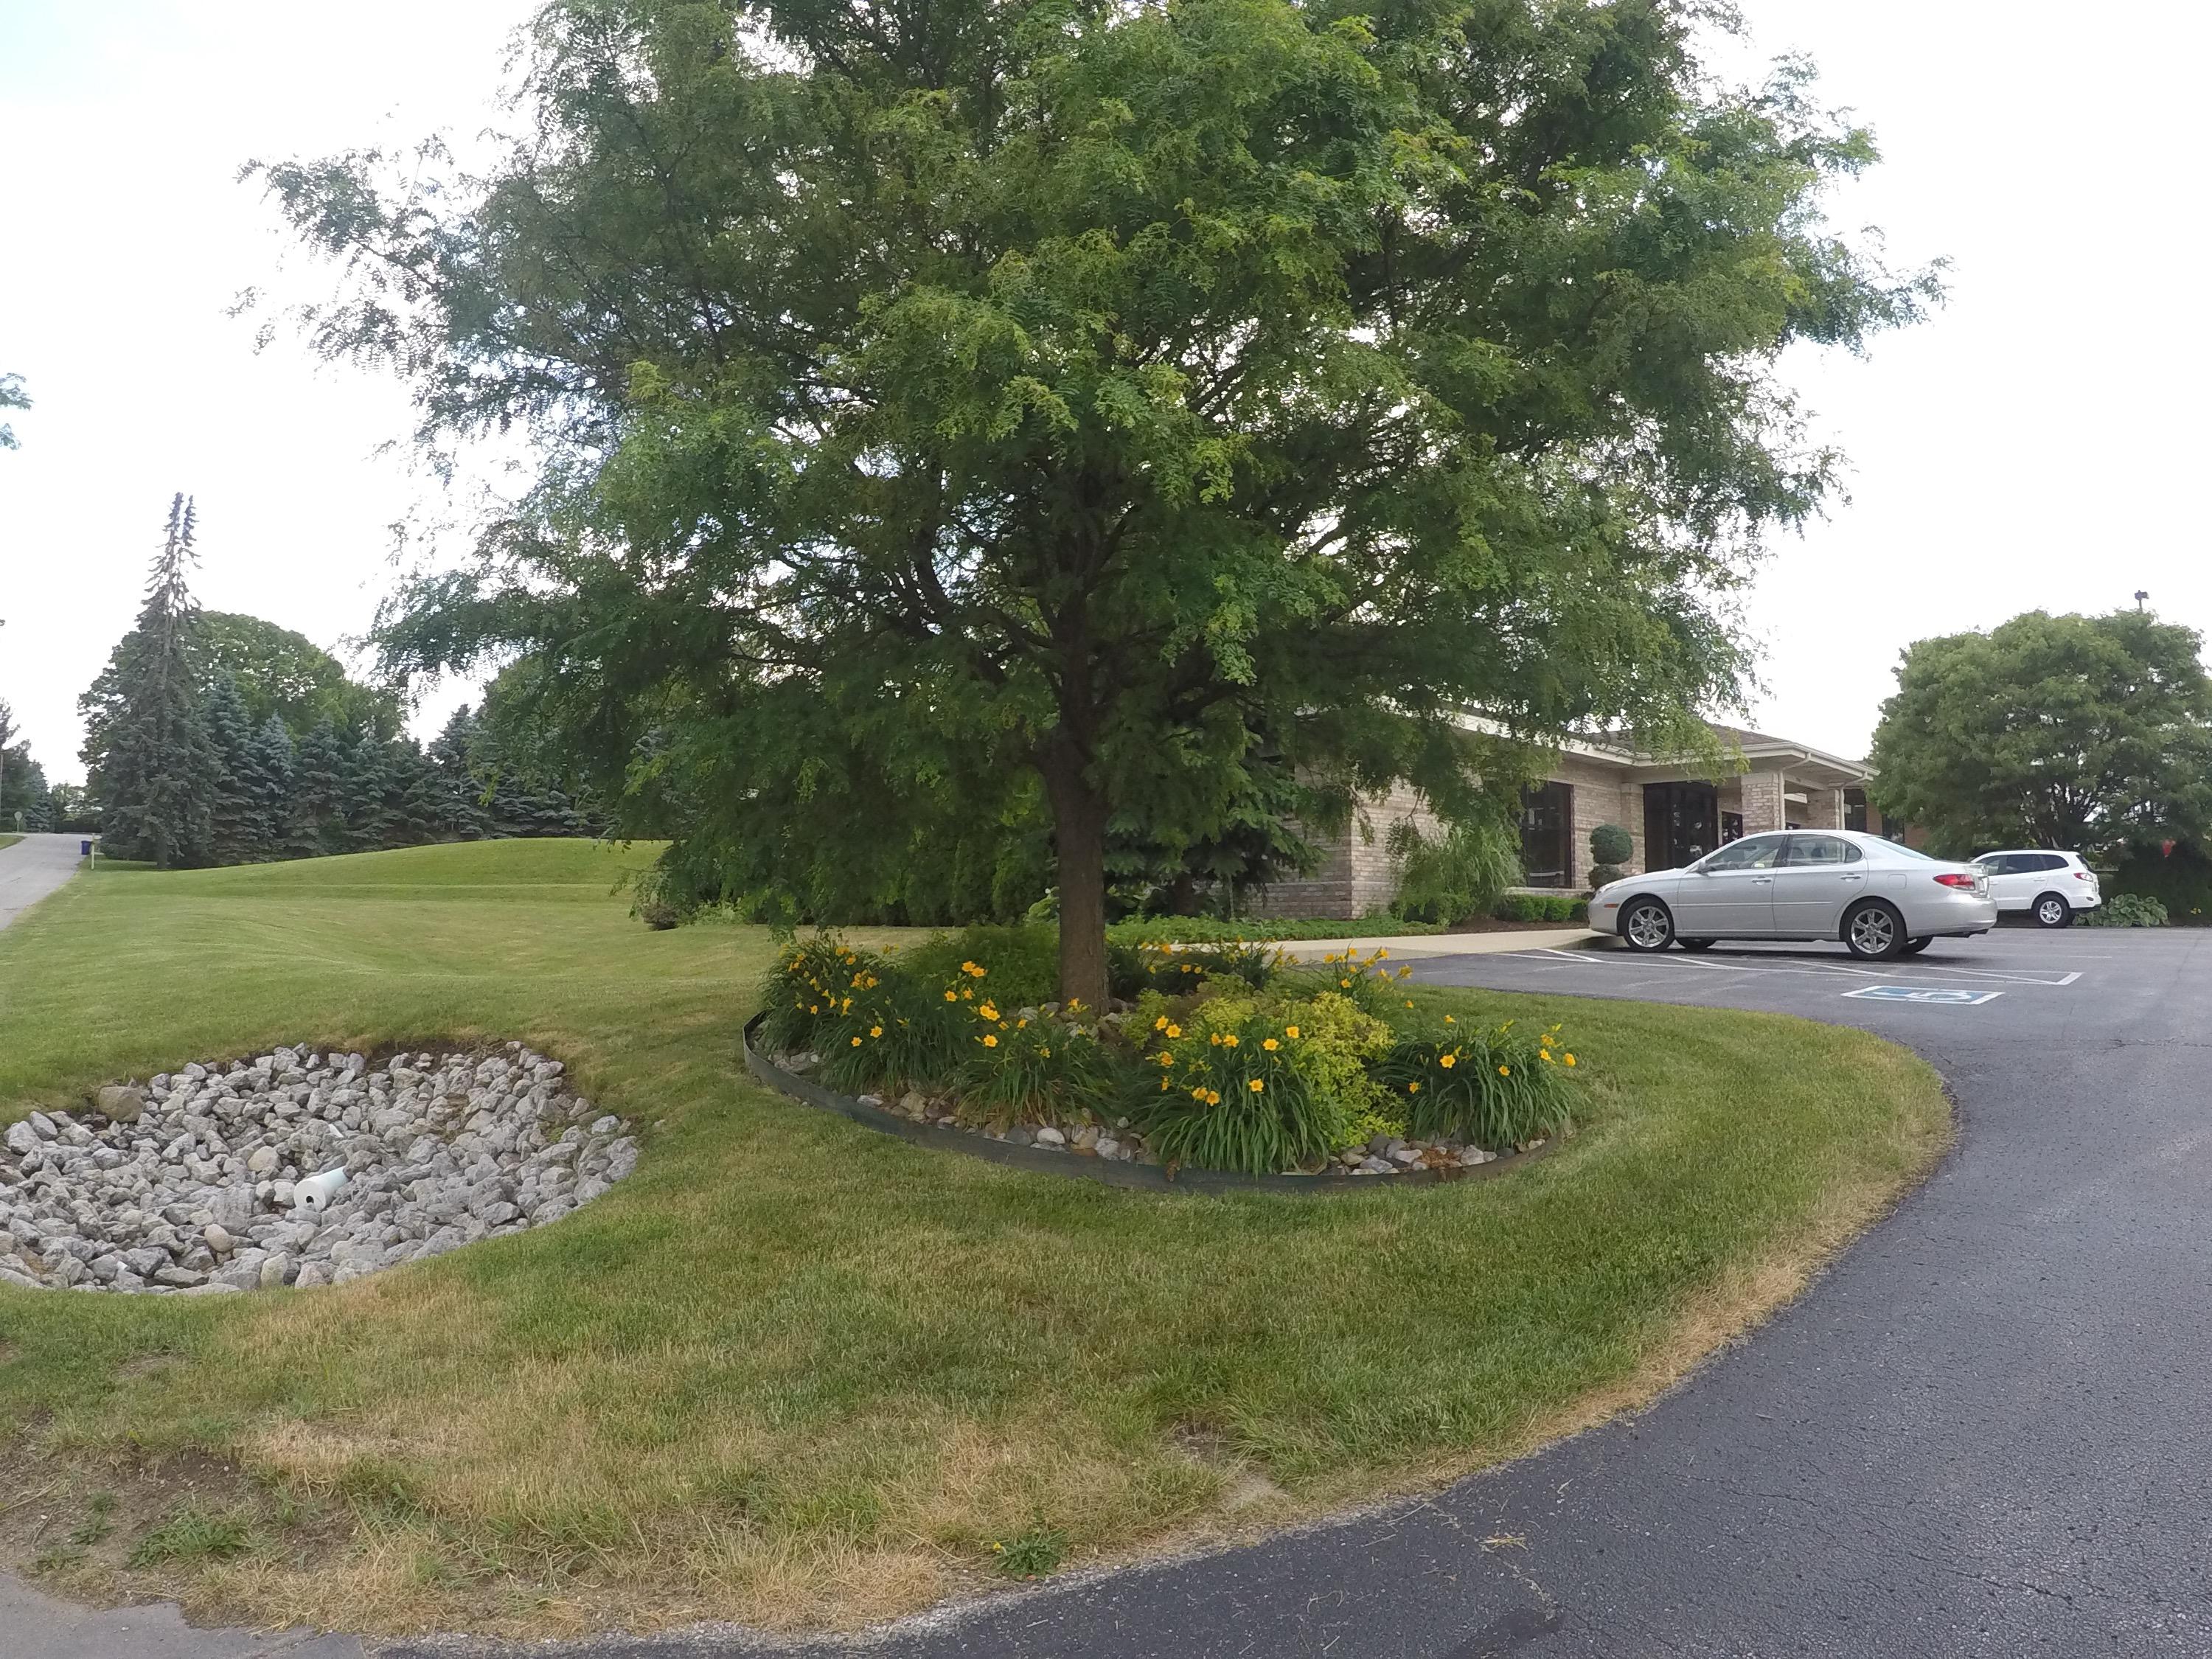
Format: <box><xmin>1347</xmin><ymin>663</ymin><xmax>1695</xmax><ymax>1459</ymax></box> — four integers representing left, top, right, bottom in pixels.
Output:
<box><xmin>203</xmin><ymin>675</ymin><xmax>262</xmax><ymax>865</ymax></box>
<box><xmin>430</xmin><ymin>706</ymin><xmax>493</xmax><ymax>841</ymax></box>
<box><xmin>379</xmin><ymin>738</ymin><xmax>448</xmax><ymax>847</ymax></box>
<box><xmin>243</xmin><ymin>715</ymin><xmax>296</xmax><ymax>860</ymax></box>
<box><xmin>287</xmin><ymin>716</ymin><xmax>348</xmax><ymax>858</ymax></box>
<box><xmin>90</xmin><ymin>494</ymin><xmax>218</xmax><ymax>867</ymax></box>
<box><xmin>339</xmin><ymin>724</ymin><xmax>394</xmax><ymax>851</ymax></box>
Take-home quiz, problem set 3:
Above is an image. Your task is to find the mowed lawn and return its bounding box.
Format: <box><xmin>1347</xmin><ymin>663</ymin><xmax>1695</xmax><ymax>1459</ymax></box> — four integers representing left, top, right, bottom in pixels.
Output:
<box><xmin>0</xmin><ymin>842</ymin><xmax>1950</xmax><ymax>1637</ymax></box>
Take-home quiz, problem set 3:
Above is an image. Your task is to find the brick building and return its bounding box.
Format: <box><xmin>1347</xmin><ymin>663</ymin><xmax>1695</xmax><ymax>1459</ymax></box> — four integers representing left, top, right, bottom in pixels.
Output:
<box><xmin>1258</xmin><ymin>722</ymin><xmax>1902</xmax><ymax>920</ymax></box>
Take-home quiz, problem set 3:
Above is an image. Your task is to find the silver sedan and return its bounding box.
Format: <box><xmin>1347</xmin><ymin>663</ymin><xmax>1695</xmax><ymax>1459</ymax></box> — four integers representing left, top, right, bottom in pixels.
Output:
<box><xmin>1588</xmin><ymin>830</ymin><xmax>1997</xmax><ymax>960</ymax></box>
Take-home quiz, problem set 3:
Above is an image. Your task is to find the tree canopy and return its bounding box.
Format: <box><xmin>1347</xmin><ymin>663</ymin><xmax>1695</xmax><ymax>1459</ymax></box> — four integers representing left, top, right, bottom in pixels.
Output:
<box><xmin>260</xmin><ymin>0</ymin><xmax>1933</xmax><ymax>1002</ymax></box>
<box><xmin>0</xmin><ymin>373</ymin><xmax>27</xmax><ymax>451</ymax></box>
<box><xmin>80</xmin><ymin>611</ymin><xmax>400</xmax><ymax>776</ymax></box>
<box><xmin>1868</xmin><ymin>609</ymin><xmax>2212</xmax><ymax>857</ymax></box>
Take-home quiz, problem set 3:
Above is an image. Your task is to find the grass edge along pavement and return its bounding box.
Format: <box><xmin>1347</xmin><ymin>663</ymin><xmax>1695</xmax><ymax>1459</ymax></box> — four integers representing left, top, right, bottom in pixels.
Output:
<box><xmin>0</xmin><ymin>841</ymin><xmax>1951</xmax><ymax>1640</ymax></box>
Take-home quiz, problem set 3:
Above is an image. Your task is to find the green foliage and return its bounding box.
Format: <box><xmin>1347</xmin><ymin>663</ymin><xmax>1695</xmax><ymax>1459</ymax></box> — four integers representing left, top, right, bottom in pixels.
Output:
<box><xmin>269</xmin><ymin>0</ymin><xmax>1930</xmax><ymax>1009</ymax></box>
<box><xmin>1378</xmin><ymin>1020</ymin><xmax>1578</xmax><ymax>1149</ymax></box>
<box><xmin>1870</xmin><ymin>609</ymin><xmax>2212</xmax><ymax>857</ymax></box>
<box><xmin>818</xmin><ymin>966</ymin><xmax>971</xmax><ymax>1096</ymax></box>
<box><xmin>1108</xmin><ymin>915</ymin><xmax>1444</xmax><ymax>945</ymax></box>
<box><xmin>755</xmin><ymin>934</ymin><xmax>884</xmax><ymax>1055</ymax></box>
<box><xmin>2079</xmin><ymin>892</ymin><xmax>2168</xmax><ymax>928</ymax></box>
<box><xmin>1391</xmin><ymin>821</ymin><xmax>1523</xmax><ymax>925</ymax></box>
<box><xmin>1135</xmin><ymin>998</ymin><xmax>1342</xmax><ymax>1176</ymax></box>
<box><xmin>0</xmin><ymin>699</ymin><xmax>55</xmax><ymax>832</ymax></box>
<box><xmin>992</xmin><ymin>1526</ymin><xmax>1068</xmax><ymax>1579</ymax></box>
<box><xmin>905</xmin><ymin>925</ymin><xmax>1064</xmax><ymax>1014</ymax></box>
<box><xmin>1496</xmin><ymin>894</ymin><xmax>1587</xmax><ymax>923</ymax></box>
<box><xmin>2111</xmin><ymin>844</ymin><xmax>2212</xmax><ymax>922</ymax></box>
<box><xmin>1110</xmin><ymin>936</ymin><xmax>1290</xmax><ymax>1001</ymax></box>
<box><xmin>1589</xmin><ymin>823</ymin><xmax>1633</xmax><ymax>867</ymax></box>
<box><xmin>955</xmin><ymin>1014</ymin><xmax>1110</xmax><ymax>1127</ymax></box>
<box><xmin>0</xmin><ymin>371</ymin><xmax>27</xmax><ymax>450</ymax></box>
<box><xmin>1587</xmin><ymin>863</ymin><xmax>1626</xmax><ymax>890</ymax></box>
<box><xmin>88</xmin><ymin>494</ymin><xmax>218</xmax><ymax>869</ymax></box>
<box><xmin>1283</xmin><ymin>945</ymin><xmax>1419</xmax><ymax>1023</ymax></box>
<box><xmin>128</xmin><ymin>1502</ymin><xmax>254</xmax><ymax>1568</ymax></box>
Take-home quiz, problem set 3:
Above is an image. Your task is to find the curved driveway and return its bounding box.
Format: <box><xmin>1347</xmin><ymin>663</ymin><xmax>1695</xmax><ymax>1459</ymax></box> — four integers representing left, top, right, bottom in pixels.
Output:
<box><xmin>476</xmin><ymin>926</ymin><xmax>2209</xmax><ymax>1659</ymax></box>
<box><xmin>15</xmin><ymin>914</ymin><xmax>2212</xmax><ymax>1656</ymax></box>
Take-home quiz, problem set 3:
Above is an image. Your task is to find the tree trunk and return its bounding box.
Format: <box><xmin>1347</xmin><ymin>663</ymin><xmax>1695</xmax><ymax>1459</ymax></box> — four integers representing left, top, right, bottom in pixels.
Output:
<box><xmin>1040</xmin><ymin>738</ymin><xmax>1110</xmax><ymax>1011</ymax></box>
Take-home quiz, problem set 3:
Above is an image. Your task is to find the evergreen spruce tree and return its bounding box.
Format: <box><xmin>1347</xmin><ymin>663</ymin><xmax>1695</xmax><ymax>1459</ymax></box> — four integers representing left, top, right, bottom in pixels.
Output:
<box><xmin>339</xmin><ymin>724</ymin><xmax>394</xmax><ymax>851</ymax></box>
<box><xmin>429</xmin><ymin>706</ymin><xmax>493</xmax><ymax>841</ymax></box>
<box><xmin>286</xmin><ymin>716</ymin><xmax>349</xmax><ymax>858</ymax></box>
<box><xmin>379</xmin><ymin>739</ymin><xmax>449</xmax><ymax>847</ymax></box>
<box><xmin>243</xmin><ymin>715</ymin><xmax>296</xmax><ymax>860</ymax></box>
<box><xmin>88</xmin><ymin>494</ymin><xmax>218</xmax><ymax>867</ymax></box>
<box><xmin>203</xmin><ymin>675</ymin><xmax>262</xmax><ymax>865</ymax></box>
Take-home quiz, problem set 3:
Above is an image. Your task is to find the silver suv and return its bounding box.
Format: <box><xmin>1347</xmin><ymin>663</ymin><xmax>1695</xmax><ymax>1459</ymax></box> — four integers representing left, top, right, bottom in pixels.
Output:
<box><xmin>1969</xmin><ymin>849</ymin><xmax>2103</xmax><ymax>928</ymax></box>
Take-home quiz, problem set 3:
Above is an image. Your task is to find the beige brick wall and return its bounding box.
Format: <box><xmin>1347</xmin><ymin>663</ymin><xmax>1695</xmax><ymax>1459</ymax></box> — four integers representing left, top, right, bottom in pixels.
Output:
<box><xmin>1795</xmin><ymin>785</ymin><xmax>1843</xmax><ymax>830</ymax></box>
<box><xmin>1253</xmin><ymin>781</ymin><xmax>1439</xmax><ymax>921</ymax></box>
<box><xmin>1739</xmin><ymin>770</ymin><xmax>1786</xmax><ymax>835</ymax></box>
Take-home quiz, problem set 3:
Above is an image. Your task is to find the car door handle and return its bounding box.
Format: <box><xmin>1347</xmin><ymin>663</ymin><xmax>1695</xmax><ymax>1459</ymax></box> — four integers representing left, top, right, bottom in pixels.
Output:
<box><xmin>1750</xmin><ymin>875</ymin><xmax>1773</xmax><ymax>884</ymax></box>
<box><xmin>1840</xmin><ymin>873</ymin><xmax>1863</xmax><ymax>883</ymax></box>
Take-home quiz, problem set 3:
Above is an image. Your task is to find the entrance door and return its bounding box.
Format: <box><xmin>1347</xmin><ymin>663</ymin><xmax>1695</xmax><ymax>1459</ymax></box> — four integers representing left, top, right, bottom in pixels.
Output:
<box><xmin>1643</xmin><ymin>782</ymin><xmax>1720</xmax><ymax>872</ymax></box>
<box><xmin>1673</xmin><ymin>832</ymin><xmax>1785</xmax><ymax>936</ymax></box>
<box><xmin>1770</xmin><ymin>833</ymin><xmax>1866</xmax><ymax>936</ymax></box>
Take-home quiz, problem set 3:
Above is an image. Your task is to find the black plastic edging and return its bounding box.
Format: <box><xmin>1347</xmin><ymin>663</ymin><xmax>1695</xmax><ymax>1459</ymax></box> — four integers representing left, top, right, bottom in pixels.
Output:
<box><xmin>741</xmin><ymin>1015</ymin><xmax>1554</xmax><ymax>1197</ymax></box>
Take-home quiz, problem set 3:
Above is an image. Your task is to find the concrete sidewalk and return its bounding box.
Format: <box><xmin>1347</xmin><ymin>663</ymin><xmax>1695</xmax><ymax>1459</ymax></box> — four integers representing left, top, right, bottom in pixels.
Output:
<box><xmin>1265</xmin><ymin>926</ymin><xmax>1596</xmax><ymax>961</ymax></box>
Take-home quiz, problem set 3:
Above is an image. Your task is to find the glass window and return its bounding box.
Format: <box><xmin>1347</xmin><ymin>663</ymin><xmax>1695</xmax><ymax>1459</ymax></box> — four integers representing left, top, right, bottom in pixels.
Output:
<box><xmin>1843</xmin><ymin>788</ymin><xmax>1869</xmax><ymax>834</ymax></box>
<box><xmin>1785</xmin><ymin>835</ymin><xmax>1862</xmax><ymax>867</ymax></box>
<box><xmin>2033</xmin><ymin>852</ymin><xmax>2069</xmax><ymax>872</ymax></box>
<box><xmin>1517</xmin><ymin>780</ymin><xmax>1573</xmax><ymax>889</ymax></box>
<box><xmin>1697</xmin><ymin>835</ymin><xmax>1786</xmax><ymax>872</ymax></box>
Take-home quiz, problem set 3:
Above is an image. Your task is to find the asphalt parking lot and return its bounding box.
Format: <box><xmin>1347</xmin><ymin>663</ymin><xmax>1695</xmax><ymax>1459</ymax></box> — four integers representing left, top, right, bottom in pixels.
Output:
<box><xmin>1411</xmin><ymin>922</ymin><xmax>2119</xmax><ymax>1033</ymax></box>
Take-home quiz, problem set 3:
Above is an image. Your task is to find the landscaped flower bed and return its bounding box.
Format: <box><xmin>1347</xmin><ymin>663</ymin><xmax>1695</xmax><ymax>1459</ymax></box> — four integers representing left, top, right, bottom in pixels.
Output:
<box><xmin>756</xmin><ymin>931</ymin><xmax>1579</xmax><ymax>1177</ymax></box>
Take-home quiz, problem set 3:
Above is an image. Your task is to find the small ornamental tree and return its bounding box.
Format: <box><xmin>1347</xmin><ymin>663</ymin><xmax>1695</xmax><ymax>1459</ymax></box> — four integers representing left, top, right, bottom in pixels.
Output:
<box><xmin>259</xmin><ymin>0</ymin><xmax>1932</xmax><ymax>1004</ymax></box>
<box><xmin>1587</xmin><ymin>821</ymin><xmax>1632</xmax><ymax>887</ymax></box>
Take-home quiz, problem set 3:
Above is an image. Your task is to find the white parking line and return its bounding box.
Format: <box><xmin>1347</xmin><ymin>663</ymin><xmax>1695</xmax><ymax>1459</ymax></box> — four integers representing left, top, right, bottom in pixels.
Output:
<box><xmin>1498</xmin><ymin>950</ymin><xmax>2081</xmax><ymax>988</ymax></box>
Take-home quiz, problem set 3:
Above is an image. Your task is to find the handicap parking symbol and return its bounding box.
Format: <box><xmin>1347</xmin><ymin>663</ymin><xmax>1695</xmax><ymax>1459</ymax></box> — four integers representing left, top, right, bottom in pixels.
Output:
<box><xmin>1841</xmin><ymin>984</ymin><xmax>2003</xmax><ymax>1006</ymax></box>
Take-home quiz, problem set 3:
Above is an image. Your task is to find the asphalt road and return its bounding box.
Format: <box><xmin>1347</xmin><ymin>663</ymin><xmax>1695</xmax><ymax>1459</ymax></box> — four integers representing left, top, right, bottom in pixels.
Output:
<box><xmin>0</xmin><ymin>832</ymin><xmax>86</xmax><ymax>929</ymax></box>
<box><xmin>18</xmin><ymin>916</ymin><xmax>2212</xmax><ymax>1656</ymax></box>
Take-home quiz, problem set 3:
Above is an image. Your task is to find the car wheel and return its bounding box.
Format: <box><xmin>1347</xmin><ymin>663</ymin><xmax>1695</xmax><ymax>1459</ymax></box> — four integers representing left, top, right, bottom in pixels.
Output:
<box><xmin>1621</xmin><ymin>898</ymin><xmax>1674</xmax><ymax>953</ymax></box>
<box><xmin>1899</xmin><ymin>937</ymin><xmax>1933</xmax><ymax>956</ymax></box>
<box><xmin>1843</xmin><ymin>900</ymin><xmax>1906</xmax><ymax>961</ymax></box>
<box><xmin>2033</xmin><ymin>891</ymin><xmax>2073</xmax><ymax>928</ymax></box>
<box><xmin>1677</xmin><ymin>938</ymin><xmax>1717</xmax><ymax>953</ymax></box>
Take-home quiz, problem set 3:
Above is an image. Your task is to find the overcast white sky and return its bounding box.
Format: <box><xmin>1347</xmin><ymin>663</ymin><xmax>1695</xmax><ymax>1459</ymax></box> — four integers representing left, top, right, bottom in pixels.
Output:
<box><xmin>1</xmin><ymin>2</ymin><xmax>2200</xmax><ymax>783</ymax></box>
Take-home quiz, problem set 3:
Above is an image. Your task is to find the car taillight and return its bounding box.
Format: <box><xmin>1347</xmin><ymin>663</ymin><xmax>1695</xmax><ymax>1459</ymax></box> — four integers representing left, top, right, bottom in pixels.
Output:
<box><xmin>2074</xmin><ymin>870</ymin><xmax>2093</xmax><ymax>880</ymax></box>
<box><xmin>1934</xmin><ymin>872</ymin><xmax>1976</xmax><ymax>888</ymax></box>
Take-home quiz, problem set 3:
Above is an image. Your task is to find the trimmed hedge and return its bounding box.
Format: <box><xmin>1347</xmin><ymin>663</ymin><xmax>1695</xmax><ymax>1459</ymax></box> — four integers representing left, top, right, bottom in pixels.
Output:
<box><xmin>1495</xmin><ymin>894</ymin><xmax>1590</xmax><ymax>924</ymax></box>
<box><xmin>1109</xmin><ymin>915</ymin><xmax>1447</xmax><ymax>944</ymax></box>
<box><xmin>2111</xmin><ymin>844</ymin><xmax>2212</xmax><ymax>923</ymax></box>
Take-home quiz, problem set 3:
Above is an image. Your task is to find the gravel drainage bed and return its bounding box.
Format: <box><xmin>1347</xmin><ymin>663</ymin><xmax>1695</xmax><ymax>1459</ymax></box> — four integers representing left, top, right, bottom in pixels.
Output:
<box><xmin>0</xmin><ymin>1043</ymin><xmax>635</xmax><ymax>1294</ymax></box>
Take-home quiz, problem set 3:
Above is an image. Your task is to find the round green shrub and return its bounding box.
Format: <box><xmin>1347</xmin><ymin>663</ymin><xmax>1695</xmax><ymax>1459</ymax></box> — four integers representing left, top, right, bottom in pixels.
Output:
<box><xmin>1589</xmin><ymin>823</ymin><xmax>1633</xmax><ymax>866</ymax></box>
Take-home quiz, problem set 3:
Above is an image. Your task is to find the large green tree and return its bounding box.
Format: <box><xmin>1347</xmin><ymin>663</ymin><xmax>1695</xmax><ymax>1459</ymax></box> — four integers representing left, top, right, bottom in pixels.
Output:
<box><xmin>88</xmin><ymin>495</ymin><xmax>218</xmax><ymax>867</ymax></box>
<box><xmin>1869</xmin><ymin>609</ymin><xmax>2212</xmax><ymax>856</ymax></box>
<box><xmin>260</xmin><ymin>0</ymin><xmax>1930</xmax><ymax>1003</ymax></box>
<box><xmin>80</xmin><ymin>611</ymin><xmax>400</xmax><ymax>777</ymax></box>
